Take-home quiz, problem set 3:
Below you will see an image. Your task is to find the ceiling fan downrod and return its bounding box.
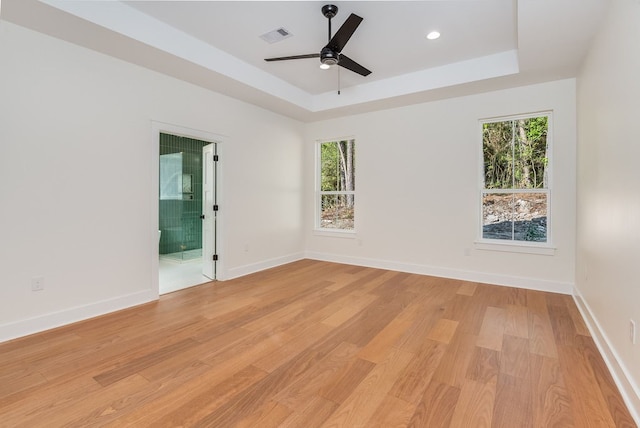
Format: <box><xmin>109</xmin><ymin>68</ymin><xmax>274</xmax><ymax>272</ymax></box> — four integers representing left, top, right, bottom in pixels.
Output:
<box><xmin>322</xmin><ymin>4</ymin><xmax>338</xmax><ymax>42</ymax></box>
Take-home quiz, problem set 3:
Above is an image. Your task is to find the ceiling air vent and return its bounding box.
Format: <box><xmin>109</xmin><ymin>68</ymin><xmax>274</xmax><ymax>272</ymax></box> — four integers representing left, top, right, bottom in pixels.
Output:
<box><xmin>260</xmin><ymin>27</ymin><xmax>293</xmax><ymax>44</ymax></box>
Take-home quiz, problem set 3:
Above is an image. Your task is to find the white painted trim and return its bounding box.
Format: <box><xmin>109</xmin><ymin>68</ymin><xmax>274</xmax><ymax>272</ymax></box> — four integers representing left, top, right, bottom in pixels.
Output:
<box><xmin>572</xmin><ymin>288</ymin><xmax>640</xmax><ymax>426</ymax></box>
<box><xmin>0</xmin><ymin>290</ymin><xmax>156</xmax><ymax>344</ymax></box>
<box><xmin>313</xmin><ymin>229</ymin><xmax>357</xmax><ymax>239</ymax></box>
<box><xmin>36</xmin><ymin>2</ymin><xmax>520</xmax><ymax>113</ymax></box>
<box><xmin>305</xmin><ymin>251</ymin><xmax>573</xmax><ymax>294</ymax></box>
<box><xmin>225</xmin><ymin>252</ymin><xmax>305</xmax><ymax>280</ymax></box>
<box><xmin>474</xmin><ymin>241</ymin><xmax>556</xmax><ymax>256</ymax></box>
<box><xmin>315</xmin><ymin>137</ymin><xmax>357</xmax><ymax>231</ymax></box>
<box><xmin>477</xmin><ymin>112</ymin><xmax>554</xmax><ymax>247</ymax></box>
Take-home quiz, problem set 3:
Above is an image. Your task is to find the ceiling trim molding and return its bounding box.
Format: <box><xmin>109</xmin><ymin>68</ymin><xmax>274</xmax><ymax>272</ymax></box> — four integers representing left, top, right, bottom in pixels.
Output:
<box><xmin>40</xmin><ymin>0</ymin><xmax>520</xmax><ymax>114</ymax></box>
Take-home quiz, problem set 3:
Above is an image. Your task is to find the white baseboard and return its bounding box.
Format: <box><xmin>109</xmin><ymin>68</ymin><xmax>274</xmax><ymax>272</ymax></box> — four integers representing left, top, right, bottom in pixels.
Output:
<box><xmin>224</xmin><ymin>252</ymin><xmax>305</xmax><ymax>280</ymax></box>
<box><xmin>572</xmin><ymin>288</ymin><xmax>640</xmax><ymax>426</ymax></box>
<box><xmin>0</xmin><ymin>289</ymin><xmax>157</xmax><ymax>344</ymax></box>
<box><xmin>0</xmin><ymin>252</ymin><xmax>572</xmax><ymax>345</ymax></box>
<box><xmin>304</xmin><ymin>251</ymin><xmax>573</xmax><ymax>294</ymax></box>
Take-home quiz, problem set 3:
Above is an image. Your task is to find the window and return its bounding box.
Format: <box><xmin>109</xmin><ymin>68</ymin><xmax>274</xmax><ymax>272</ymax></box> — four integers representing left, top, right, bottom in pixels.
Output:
<box><xmin>480</xmin><ymin>113</ymin><xmax>550</xmax><ymax>243</ymax></box>
<box><xmin>317</xmin><ymin>139</ymin><xmax>355</xmax><ymax>231</ymax></box>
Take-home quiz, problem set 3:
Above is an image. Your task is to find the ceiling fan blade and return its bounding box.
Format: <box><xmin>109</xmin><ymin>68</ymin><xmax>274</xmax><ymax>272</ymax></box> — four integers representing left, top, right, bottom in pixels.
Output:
<box><xmin>264</xmin><ymin>53</ymin><xmax>320</xmax><ymax>62</ymax></box>
<box><xmin>338</xmin><ymin>54</ymin><xmax>371</xmax><ymax>76</ymax></box>
<box><xmin>327</xmin><ymin>13</ymin><xmax>363</xmax><ymax>52</ymax></box>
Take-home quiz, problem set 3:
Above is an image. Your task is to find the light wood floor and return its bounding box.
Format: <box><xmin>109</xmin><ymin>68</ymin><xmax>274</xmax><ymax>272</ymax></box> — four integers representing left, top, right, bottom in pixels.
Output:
<box><xmin>0</xmin><ymin>260</ymin><xmax>636</xmax><ymax>427</ymax></box>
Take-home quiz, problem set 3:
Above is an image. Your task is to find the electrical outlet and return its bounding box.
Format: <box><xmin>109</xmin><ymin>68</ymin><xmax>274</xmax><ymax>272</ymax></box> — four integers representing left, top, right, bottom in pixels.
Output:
<box><xmin>630</xmin><ymin>319</ymin><xmax>637</xmax><ymax>345</ymax></box>
<box><xmin>31</xmin><ymin>276</ymin><xmax>45</xmax><ymax>292</ymax></box>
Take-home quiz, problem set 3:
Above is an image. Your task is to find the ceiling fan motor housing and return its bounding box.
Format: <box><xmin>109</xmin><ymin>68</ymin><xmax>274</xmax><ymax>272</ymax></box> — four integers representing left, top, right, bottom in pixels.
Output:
<box><xmin>320</xmin><ymin>46</ymin><xmax>339</xmax><ymax>66</ymax></box>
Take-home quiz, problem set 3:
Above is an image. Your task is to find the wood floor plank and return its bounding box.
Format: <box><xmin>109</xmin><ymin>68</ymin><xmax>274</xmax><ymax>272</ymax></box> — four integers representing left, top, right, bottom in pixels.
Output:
<box><xmin>500</xmin><ymin>335</ymin><xmax>530</xmax><ymax>379</ymax></box>
<box><xmin>526</xmin><ymin>288</ymin><xmax>550</xmax><ymax>314</ymax></box>
<box><xmin>389</xmin><ymin>339</ymin><xmax>447</xmax><ymax>404</ymax></box>
<box><xmin>466</xmin><ymin>346</ymin><xmax>500</xmax><ymax>384</ymax></box>
<box><xmin>235</xmin><ymin>399</ymin><xmax>293</xmax><ymax>428</ymax></box>
<box><xmin>369</xmin><ymin>272</ymin><xmax>413</xmax><ymax>300</ymax></box>
<box><xmin>147</xmin><ymin>364</ymin><xmax>269</xmax><ymax>427</ymax></box>
<box><xmin>506</xmin><ymin>286</ymin><xmax>528</xmax><ymax>306</ymax></box>
<box><xmin>321</xmin><ymin>293</ymin><xmax>379</xmax><ymax>327</ymax></box>
<box><xmin>357</xmin><ymin>300</ymin><xmax>422</xmax><ymax>363</ymax></box>
<box><xmin>253</xmin><ymin>322</ymin><xmax>334</xmax><ymax>373</ymax></box>
<box><xmin>407</xmin><ymin>380</ymin><xmax>461</xmax><ymax>428</ymax></box>
<box><xmin>492</xmin><ymin>372</ymin><xmax>533</xmax><ymax>428</ymax></box>
<box><xmin>505</xmin><ymin>303</ymin><xmax>530</xmax><ymax>338</ymax></box>
<box><xmin>366</xmin><ymin>394</ymin><xmax>416</xmax><ymax>428</ymax></box>
<box><xmin>108</xmin><ymin>331</ymin><xmax>292</xmax><ymax>426</ymax></box>
<box><xmin>0</xmin><ymin>260</ymin><xmax>634</xmax><ymax>427</ymax></box>
<box><xmin>530</xmin><ymin>354</ymin><xmax>574</xmax><ymax>428</ymax></box>
<box><xmin>93</xmin><ymin>360</ymin><xmax>213</xmax><ymax>427</ymax></box>
<box><xmin>576</xmin><ymin>335</ymin><xmax>637</xmax><ymax>428</ymax></box>
<box><xmin>529</xmin><ymin>310</ymin><xmax>559</xmax><ymax>358</ymax></box>
<box><xmin>563</xmin><ymin>295</ymin><xmax>591</xmax><ymax>336</ymax></box>
<box><xmin>93</xmin><ymin>338</ymin><xmax>200</xmax><ymax>387</ymax></box>
<box><xmin>426</xmin><ymin>318</ymin><xmax>459</xmax><ymax>344</ymax></box>
<box><xmin>548</xmin><ymin>303</ymin><xmax>579</xmax><ymax>346</ymax></box>
<box><xmin>0</xmin><ymin>365</ymin><xmax>48</xmax><ymax>399</ymax></box>
<box><xmin>455</xmin><ymin>296</ymin><xmax>489</xmax><ymax>336</ymax></box>
<box><xmin>274</xmin><ymin>341</ymin><xmax>362</xmax><ymax>410</ymax></box>
<box><xmin>432</xmin><ymin>331</ymin><xmax>478</xmax><ymax>388</ymax></box>
<box><xmin>559</xmin><ymin>342</ymin><xmax>613</xmax><ymax>428</ymax></box>
<box><xmin>449</xmin><ymin>379</ymin><xmax>496</xmax><ymax>428</ymax></box>
<box><xmin>320</xmin><ymin>347</ymin><xmax>414</xmax><ymax>427</ymax></box>
<box><xmin>476</xmin><ymin>306</ymin><xmax>507</xmax><ymax>351</ymax></box>
<box><xmin>456</xmin><ymin>282</ymin><xmax>477</xmax><ymax>296</ymax></box>
<box><xmin>195</xmin><ymin>341</ymin><xmax>338</xmax><ymax>427</ymax></box>
<box><xmin>316</xmin><ymin>357</ymin><xmax>376</xmax><ymax>405</ymax></box>
<box><xmin>394</xmin><ymin>301</ymin><xmax>445</xmax><ymax>353</ymax></box>
<box><xmin>0</xmin><ymin>375</ymin><xmax>101</xmax><ymax>425</ymax></box>
<box><xmin>16</xmin><ymin>374</ymin><xmax>149</xmax><ymax>428</ymax></box>
<box><xmin>279</xmin><ymin>395</ymin><xmax>338</xmax><ymax>428</ymax></box>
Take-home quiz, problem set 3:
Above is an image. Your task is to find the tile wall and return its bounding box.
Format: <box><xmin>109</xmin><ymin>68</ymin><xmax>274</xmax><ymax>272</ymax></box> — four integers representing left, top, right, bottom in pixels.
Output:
<box><xmin>159</xmin><ymin>133</ymin><xmax>207</xmax><ymax>254</ymax></box>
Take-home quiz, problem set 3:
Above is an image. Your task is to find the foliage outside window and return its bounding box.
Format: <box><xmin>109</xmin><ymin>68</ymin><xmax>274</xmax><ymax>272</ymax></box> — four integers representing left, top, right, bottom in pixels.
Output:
<box><xmin>318</xmin><ymin>140</ymin><xmax>355</xmax><ymax>230</ymax></box>
<box><xmin>481</xmin><ymin>114</ymin><xmax>550</xmax><ymax>243</ymax></box>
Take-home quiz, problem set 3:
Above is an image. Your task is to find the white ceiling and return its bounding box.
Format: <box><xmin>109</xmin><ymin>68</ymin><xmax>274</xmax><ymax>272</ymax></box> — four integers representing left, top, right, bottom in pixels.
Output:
<box><xmin>1</xmin><ymin>0</ymin><xmax>610</xmax><ymax>122</ymax></box>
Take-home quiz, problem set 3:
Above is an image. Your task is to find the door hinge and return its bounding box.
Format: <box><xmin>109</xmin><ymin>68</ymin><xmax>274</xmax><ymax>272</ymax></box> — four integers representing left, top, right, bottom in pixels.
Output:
<box><xmin>213</xmin><ymin>154</ymin><xmax>219</xmax><ymax>162</ymax></box>
<box><xmin>213</xmin><ymin>205</ymin><xmax>219</xmax><ymax>211</ymax></box>
<box><xmin>212</xmin><ymin>254</ymin><xmax>219</xmax><ymax>261</ymax></box>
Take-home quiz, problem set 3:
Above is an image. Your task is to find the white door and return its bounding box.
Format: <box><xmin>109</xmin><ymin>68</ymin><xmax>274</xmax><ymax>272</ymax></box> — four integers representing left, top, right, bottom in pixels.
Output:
<box><xmin>202</xmin><ymin>144</ymin><xmax>216</xmax><ymax>279</ymax></box>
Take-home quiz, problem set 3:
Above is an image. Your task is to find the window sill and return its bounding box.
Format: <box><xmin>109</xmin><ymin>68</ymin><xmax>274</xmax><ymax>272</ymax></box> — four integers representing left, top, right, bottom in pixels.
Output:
<box><xmin>313</xmin><ymin>229</ymin><xmax>357</xmax><ymax>239</ymax></box>
<box><xmin>474</xmin><ymin>241</ymin><xmax>556</xmax><ymax>256</ymax></box>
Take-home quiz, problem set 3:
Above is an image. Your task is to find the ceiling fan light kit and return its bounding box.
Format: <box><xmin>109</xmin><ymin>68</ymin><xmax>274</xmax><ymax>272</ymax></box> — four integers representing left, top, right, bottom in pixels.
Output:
<box><xmin>264</xmin><ymin>4</ymin><xmax>371</xmax><ymax>78</ymax></box>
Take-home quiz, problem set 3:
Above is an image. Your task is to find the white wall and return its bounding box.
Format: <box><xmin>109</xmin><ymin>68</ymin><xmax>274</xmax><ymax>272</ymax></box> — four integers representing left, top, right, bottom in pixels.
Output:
<box><xmin>576</xmin><ymin>0</ymin><xmax>640</xmax><ymax>418</ymax></box>
<box><xmin>0</xmin><ymin>21</ymin><xmax>304</xmax><ymax>341</ymax></box>
<box><xmin>305</xmin><ymin>79</ymin><xmax>577</xmax><ymax>293</ymax></box>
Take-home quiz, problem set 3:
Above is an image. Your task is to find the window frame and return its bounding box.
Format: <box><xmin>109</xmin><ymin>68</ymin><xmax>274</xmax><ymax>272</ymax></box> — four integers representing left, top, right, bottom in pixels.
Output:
<box><xmin>314</xmin><ymin>138</ymin><xmax>356</xmax><ymax>235</ymax></box>
<box><xmin>476</xmin><ymin>111</ymin><xmax>555</xmax><ymax>254</ymax></box>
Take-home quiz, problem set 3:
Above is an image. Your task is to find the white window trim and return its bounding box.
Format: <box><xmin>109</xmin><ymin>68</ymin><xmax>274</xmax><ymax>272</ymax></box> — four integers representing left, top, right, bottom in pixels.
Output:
<box><xmin>475</xmin><ymin>111</ymin><xmax>555</xmax><ymax>254</ymax></box>
<box><xmin>314</xmin><ymin>138</ymin><xmax>356</xmax><ymax>235</ymax></box>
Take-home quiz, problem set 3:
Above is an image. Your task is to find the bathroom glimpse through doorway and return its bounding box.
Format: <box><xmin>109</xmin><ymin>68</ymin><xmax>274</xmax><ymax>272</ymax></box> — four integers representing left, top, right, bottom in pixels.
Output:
<box><xmin>158</xmin><ymin>132</ymin><xmax>218</xmax><ymax>294</ymax></box>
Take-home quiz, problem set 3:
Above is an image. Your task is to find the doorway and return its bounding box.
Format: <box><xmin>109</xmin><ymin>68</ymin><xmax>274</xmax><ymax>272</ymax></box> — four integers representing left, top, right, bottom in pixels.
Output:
<box><xmin>158</xmin><ymin>132</ymin><xmax>218</xmax><ymax>294</ymax></box>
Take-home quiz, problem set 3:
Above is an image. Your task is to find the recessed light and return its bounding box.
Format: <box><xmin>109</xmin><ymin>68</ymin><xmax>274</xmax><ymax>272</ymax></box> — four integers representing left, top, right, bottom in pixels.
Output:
<box><xmin>426</xmin><ymin>31</ymin><xmax>441</xmax><ymax>40</ymax></box>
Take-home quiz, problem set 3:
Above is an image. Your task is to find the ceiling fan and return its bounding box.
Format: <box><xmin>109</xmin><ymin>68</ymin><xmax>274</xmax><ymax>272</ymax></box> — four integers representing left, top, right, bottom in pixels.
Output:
<box><xmin>264</xmin><ymin>4</ymin><xmax>371</xmax><ymax>77</ymax></box>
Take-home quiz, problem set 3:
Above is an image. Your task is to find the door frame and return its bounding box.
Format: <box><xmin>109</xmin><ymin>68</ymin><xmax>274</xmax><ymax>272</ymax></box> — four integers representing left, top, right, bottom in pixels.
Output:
<box><xmin>151</xmin><ymin>121</ymin><xmax>226</xmax><ymax>296</ymax></box>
